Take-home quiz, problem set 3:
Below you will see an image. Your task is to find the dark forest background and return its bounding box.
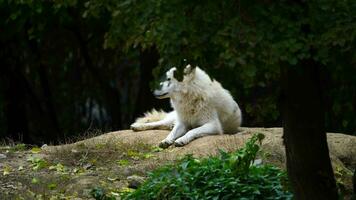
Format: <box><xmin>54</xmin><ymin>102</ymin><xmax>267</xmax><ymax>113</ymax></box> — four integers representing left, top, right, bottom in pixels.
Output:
<box><xmin>0</xmin><ymin>0</ymin><xmax>355</xmax><ymax>145</ymax></box>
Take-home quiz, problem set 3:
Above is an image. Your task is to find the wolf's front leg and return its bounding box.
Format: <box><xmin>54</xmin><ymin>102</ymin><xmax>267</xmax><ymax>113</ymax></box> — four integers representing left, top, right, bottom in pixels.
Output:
<box><xmin>159</xmin><ymin>122</ymin><xmax>186</xmax><ymax>148</ymax></box>
<box><xmin>174</xmin><ymin>121</ymin><xmax>222</xmax><ymax>147</ymax></box>
<box><xmin>131</xmin><ymin>112</ymin><xmax>175</xmax><ymax>131</ymax></box>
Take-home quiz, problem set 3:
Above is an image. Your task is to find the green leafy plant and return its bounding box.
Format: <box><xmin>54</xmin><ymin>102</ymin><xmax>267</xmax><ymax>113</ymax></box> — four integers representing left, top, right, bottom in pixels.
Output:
<box><xmin>122</xmin><ymin>133</ymin><xmax>292</xmax><ymax>200</ymax></box>
<box><xmin>27</xmin><ymin>156</ymin><xmax>48</xmax><ymax>171</ymax></box>
<box><xmin>11</xmin><ymin>143</ymin><xmax>27</xmax><ymax>152</ymax></box>
<box><xmin>48</xmin><ymin>163</ymin><xmax>67</xmax><ymax>173</ymax></box>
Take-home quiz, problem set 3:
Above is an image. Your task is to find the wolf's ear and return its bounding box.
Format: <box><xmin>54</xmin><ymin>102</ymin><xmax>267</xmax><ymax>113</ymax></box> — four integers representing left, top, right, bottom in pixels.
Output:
<box><xmin>184</xmin><ymin>64</ymin><xmax>196</xmax><ymax>75</ymax></box>
<box><xmin>172</xmin><ymin>67</ymin><xmax>184</xmax><ymax>82</ymax></box>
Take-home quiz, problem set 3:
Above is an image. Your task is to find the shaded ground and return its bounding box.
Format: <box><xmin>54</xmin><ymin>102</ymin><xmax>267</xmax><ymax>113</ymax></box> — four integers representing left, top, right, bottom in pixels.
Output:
<box><xmin>0</xmin><ymin>128</ymin><xmax>355</xmax><ymax>199</ymax></box>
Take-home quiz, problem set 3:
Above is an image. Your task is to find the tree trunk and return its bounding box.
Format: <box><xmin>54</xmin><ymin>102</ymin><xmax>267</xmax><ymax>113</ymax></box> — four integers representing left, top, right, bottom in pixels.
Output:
<box><xmin>73</xmin><ymin>28</ymin><xmax>122</xmax><ymax>130</ymax></box>
<box><xmin>1</xmin><ymin>66</ymin><xmax>31</xmax><ymax>143</ymax></box>
<box><xmin>38</xmin><ymin>64</ymin><xmax>62</xmax><ymax>140</ymax></box>
<box><xmin>281</xmin><ymin>60</ymin><xmax>338</xmax><ymax>199</ymax></box>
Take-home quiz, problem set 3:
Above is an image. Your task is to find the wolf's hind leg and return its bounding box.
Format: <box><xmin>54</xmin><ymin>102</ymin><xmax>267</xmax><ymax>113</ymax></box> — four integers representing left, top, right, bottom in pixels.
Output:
<box><xmin>174</xmin><ymin>120</ymin><xmax>222</xmax><ymax>146</ymax></box>
<box><xmin>131</xmin><ymin>111</ymin><xmax>176</xmax><ymax>131</ymax></box>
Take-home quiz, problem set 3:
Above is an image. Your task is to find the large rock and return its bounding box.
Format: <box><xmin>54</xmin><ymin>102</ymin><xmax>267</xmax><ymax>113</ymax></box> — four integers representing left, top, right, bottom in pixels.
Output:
<box><xmin>45</xmin><ymin>127</ymin><xmax>356</xmax><ymax>168</ymax></box>
<box><xmin>44</xmin><ymin>127</ymin><xmax>356</xmax><ymax>195</ymax></box>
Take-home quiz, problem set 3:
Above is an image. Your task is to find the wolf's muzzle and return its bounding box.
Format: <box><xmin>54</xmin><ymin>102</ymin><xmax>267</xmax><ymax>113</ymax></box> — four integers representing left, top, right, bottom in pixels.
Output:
<box><xmin>153</xmin><ymin>90</ymin><xmax>168</xmax><ymax>99</ymax></box>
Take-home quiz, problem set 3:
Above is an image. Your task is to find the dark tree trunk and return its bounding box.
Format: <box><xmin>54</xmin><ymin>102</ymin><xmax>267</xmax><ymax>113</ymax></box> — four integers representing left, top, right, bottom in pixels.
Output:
<box><xmin>26</xmin><ymin>36</ymin><xmax>63</xmax><ymax>143</ymax></box>
<box><xmin>134</xmin><ymin>47</ymin><xmax>161</xmax><ymax>118</ymax></box>
<box><xmin>38</xmin><ymin>64</ymin><xmax>62</xmax><ymax>140</ymax></box>
<box><xmin>73</xmin><ymin>29</ymin><xmax>122</xmax><ymax>130</ymax></box>
<box><xmin>281</xmin><ymin>60</ymin><xmax>338</xmax><ymax>199</ymax></box>
<box><xmin>1</xmin><ymin>66</ymin><xmax>31</xmax><ymax>143</ymax></box>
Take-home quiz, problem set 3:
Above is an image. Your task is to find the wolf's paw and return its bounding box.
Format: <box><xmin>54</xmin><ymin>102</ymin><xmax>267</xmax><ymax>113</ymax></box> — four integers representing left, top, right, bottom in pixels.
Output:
<box><xmin>130</xmin><ymin>123</ymin><xmax>147</xmax><ymax>131</ymax></box>
<box><xmin>174</xmin><ymin>138</ymin><xmax>188</xmax><ymax>147</ymax></box>
<box><xmin>159</xmin><ymin>139</ymin><xmax>173</xmax><ymax>149</ymax></box>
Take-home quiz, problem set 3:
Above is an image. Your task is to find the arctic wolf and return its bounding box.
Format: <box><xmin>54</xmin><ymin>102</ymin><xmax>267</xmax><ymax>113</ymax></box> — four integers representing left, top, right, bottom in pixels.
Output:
<box><xmin>131</xmin><ymin>65</ymin><xmax>242</xmax><ymax>148</ymax></box>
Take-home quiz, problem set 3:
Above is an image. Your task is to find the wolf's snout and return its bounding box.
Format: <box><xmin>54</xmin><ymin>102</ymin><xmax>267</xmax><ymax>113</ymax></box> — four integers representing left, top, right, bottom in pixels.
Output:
<box><xmin>153</xmin><ymin>90</ymin><xmax>168</xmax><ymax>99</ymax></box>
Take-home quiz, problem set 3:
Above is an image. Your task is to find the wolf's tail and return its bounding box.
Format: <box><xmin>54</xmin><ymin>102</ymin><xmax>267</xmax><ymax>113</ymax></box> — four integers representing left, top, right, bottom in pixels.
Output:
<box><xmin>134</xmin><ymin>109</ymin><xmax>168</xmax><ymax>124</ymax></box>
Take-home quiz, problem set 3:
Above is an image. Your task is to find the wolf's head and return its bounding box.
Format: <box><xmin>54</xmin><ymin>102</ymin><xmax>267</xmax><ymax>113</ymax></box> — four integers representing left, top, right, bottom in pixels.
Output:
<box><xmin>153</xmin><ymin>64</ymin><xmax>196</xmax><ymax>99</ymax></box>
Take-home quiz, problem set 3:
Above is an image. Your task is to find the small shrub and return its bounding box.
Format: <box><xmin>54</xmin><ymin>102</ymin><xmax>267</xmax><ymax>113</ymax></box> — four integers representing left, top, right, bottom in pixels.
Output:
<box><xmin>122</xmin><ymin>133</ymin><xmax>293</xmax><ymax>200</ymax></box>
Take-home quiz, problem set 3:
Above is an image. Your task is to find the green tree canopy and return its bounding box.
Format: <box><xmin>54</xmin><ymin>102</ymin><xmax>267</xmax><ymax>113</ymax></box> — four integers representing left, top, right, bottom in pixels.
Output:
<box><xmin>0</xmin><ymin>0</ymin><xmax>355</xmax><ymax>143</ymax></box>
<box><xmin>92</xmin><ymin>0</ymin><xmax>356</xmax><ymax>132</ymax></box>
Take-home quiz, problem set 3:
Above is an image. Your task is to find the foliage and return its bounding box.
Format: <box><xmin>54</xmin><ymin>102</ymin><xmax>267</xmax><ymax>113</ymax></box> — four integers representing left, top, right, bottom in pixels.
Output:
<box><xmin>0</xmin><ymin>0</ymin><xmax>355</xmax><ymax>144</ymax></box>
<box><xmin>11</xmin><ymin>144</ymin><xmax>27</xmax><ymax>152</ymax></box>
<box><xmin>0</xmin><ymin>0</ymin><xmax>141</xmax><ymax>142</ymax></box>
<box><xmin>95</xmin><ymin>0</ymin><xmax>356</xmax><ymax>133</ymax></box>
<box><xmin>27</xmin><ymin>156</ymin><xmax>48</xmax><ymax>170</ymax></box>
<box><xmin>121</xmin><ymin>134</ymin><xmax>292</xmax><ymax>200</ymax></box>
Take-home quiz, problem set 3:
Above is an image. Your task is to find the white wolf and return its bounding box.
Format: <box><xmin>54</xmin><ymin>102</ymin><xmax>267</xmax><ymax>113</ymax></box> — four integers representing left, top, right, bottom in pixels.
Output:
<box><xmin>131</xmin><ymin>65</ymin><xmax>242</xmax><ymax>148</ymax></box>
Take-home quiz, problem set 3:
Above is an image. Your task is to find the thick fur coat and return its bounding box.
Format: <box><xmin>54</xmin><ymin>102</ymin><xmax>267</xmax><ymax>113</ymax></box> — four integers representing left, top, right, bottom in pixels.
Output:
<box><xmin>131</xmin><ymin>65</ymin><xmax>242</xmax><ymax>148</ymax></box>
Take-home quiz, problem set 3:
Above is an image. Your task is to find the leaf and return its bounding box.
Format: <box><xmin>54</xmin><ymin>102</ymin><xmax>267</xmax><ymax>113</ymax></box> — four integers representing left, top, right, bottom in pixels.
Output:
<box><xmin>120</xmin><ymin>187</ymin><xmax>135</xmax><ymax>193</ymax></box>
<box><xmin>246</xmin><ymin>66</ymin><xmax>257</xmax><ymax>77</ymax></box>
<box><xmin>151</xmin><ymin>146</ymin><xmax>163</xmax><ymax>152</ymax></box>
<box><xmin>31</xmin><ymin>177</ymin><xmax>39</xmax><ymax>184</ymax></box>
<box><xmin>3</xmin><ymin>165</ymin><xmax>12</xmax><ymax>176</ymax></box>
<box><xmin>27</xmin><ymin>156</ymin><xmax>48</xmax><ymax>170</ymax></box>
<box><xmin>288</xmin><ymin>57</ymin><xmax>298</xmax><ymax>65</ymax></box>
<box><xmin>49</xmin><ymin>163</ymin><xmax>66</xmax><ymax>172</ymax></box>
<box><xmin>112</xmin><ymin>10</ymin><xmax>120</xmax><ymax>17</ymax></box>
<box><xmin>117</xmin><ymin>159</ymin><xmax>130</xmax><ymax>166</ymax></box>
<box><xmin>143</xmin><ymin>153</ymin><xmax>154</xmax><ymax>159</ymax></box>
<box><xmin>180</xmin><ymin>161</ymin><xmax>189</xmax><ymax>170</ymax></box>
<box><xmin>110</xmin><ymin>191</ymin><xmax>120</xmax><ymax>196</ymax></box>
<box><xmin>31</xmin><ymin>147</ymin><xmax>42</xmax><ymax>154</ymax></box>
<box><xmin>48</xmin><ymin>183</ymin><xmax>57</xmax><ymax>190</ymax></box>
<box><xmin>72</xmin><ymin>167</ymin><xmax>80</xmax><ymax>174</ymax></box>
<box><xmin>127</xmin><ymin>149</ymin><xmax>141</xmax><ymax>160</ymax></box>
<box><xmin>107</xmin><ymin>177</ymin><xmax>117</xmax><ymax>181</ymax></box>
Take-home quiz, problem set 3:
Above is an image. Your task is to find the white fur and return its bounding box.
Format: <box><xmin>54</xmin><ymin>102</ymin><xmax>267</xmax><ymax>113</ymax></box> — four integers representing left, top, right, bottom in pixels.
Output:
<box><xmin>130</xmin><ymin>65</ymin><xmax>242</xmax><ymax>148</ymax></box>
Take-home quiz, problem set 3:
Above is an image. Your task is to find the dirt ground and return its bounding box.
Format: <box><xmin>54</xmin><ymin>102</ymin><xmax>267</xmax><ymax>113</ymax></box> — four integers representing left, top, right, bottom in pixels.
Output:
<box><xmin>0</xmin><ymin>127</ymin><xmax>355</xmax><ymax>199</ymax></box>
